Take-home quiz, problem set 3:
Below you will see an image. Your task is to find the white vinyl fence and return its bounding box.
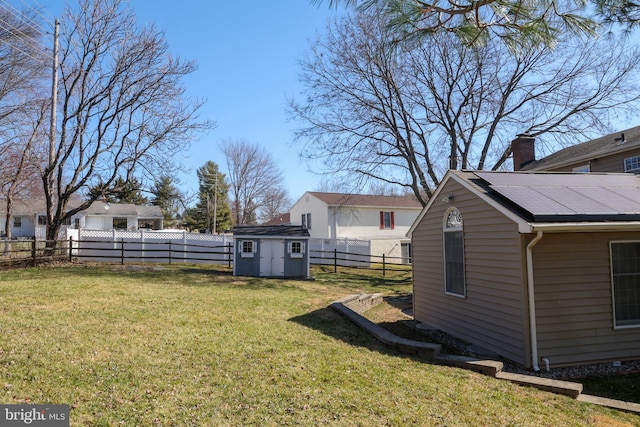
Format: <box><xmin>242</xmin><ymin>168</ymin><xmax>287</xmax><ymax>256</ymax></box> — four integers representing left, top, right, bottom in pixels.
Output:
<box><xmin>70</xmin><ymin>229</ymin><xmax>233</xmax><ymax>265</ymax></box>
<box><xmin>308</xmin><ymin>238</ymin><xmax>371</xmax><ymax>268</ymax></box>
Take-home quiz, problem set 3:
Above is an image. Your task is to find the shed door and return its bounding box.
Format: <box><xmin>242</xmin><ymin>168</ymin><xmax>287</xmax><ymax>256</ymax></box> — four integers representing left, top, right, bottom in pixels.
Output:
<box><xmin>260</xmin><ymin>239</ymin><xmax>285</xmax><ymax>277</ymax></box>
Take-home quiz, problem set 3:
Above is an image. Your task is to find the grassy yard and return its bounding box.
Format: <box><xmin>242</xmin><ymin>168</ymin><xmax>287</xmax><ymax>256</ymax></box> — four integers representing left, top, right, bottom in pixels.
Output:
<box><xmin>0</xmin><ymin>264</ymin><xmax>638</xmax><ymax>426</ymax></box>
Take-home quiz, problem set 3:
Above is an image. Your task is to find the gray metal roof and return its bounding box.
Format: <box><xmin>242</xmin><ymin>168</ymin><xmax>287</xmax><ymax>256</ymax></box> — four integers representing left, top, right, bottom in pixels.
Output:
<box><xmin>473</xmin><ymin>171</ymin><xmax>640</xmax><ymax>221</ymax></box>
<box><xmin>233</xmin><ymin>225</ymin><xmax>310</xmax><ymax>238</ymax></box>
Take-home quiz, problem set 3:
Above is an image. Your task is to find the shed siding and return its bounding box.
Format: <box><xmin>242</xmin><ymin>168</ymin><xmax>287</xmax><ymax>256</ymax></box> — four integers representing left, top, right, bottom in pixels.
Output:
<box><xmin>412</xmin><ymin>180</ymin><xmax>529</xmax><ymax>366</ymax></box>
<box><xmin>533</xmin><ymin>232</ymin><xmax>640</xmax><ymax>366</ymax></box>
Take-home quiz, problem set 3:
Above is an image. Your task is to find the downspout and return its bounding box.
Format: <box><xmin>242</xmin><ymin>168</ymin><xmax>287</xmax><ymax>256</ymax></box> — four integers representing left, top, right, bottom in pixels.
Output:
<box><xmin>526</xmin><ymin>230</ymin><xmax>544</xmax><ymax>372</ymax></box>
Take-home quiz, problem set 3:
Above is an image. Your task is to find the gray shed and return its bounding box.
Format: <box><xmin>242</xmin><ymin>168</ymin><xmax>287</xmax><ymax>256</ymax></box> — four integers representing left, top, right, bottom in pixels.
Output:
<box><xmin>233</xmin><ymin>225</ymin><xmax>311</xmax><ymax>278</ymax></box>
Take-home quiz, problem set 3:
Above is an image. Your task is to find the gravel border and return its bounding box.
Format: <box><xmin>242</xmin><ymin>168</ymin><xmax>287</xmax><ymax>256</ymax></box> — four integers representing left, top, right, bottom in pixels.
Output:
<box><xmin>386</xmin><ymin>294</ymin><xmax>640</xmax><ymax>380</ymax></box>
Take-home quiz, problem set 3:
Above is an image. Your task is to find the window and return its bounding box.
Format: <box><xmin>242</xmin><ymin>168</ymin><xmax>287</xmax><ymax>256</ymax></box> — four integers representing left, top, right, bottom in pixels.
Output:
<box><xmin>380</xmin><ymin>211</ymin><xmax>395</xmax><ymax>230</ymax></box>
<box><xmin>13</xmin><ymin>217</ymin><xmax>21</xmax><ymax>228</ymax></box>
<box><xmin>572</xmin><ymin>164</ymin><xmax>590</xmax><ymax>173</ymax></box>
<box><xmin>38</xmin><ymin>215</ymin><xmax>47</xmax><ymax>226</ymax></box>
<box><xmin>240</xmin><ymin>240</ymin><xmax>256</xmax><ymax>258</ymax></box>
<box><xmin>113</xmin><ymin>217</ymin><xmax>128</xmax><ymax>229</ymax></box>
<box><xmin>610</xmin><ymin>241</ymin><xmax>640</xmax><ymax>328</ymax></box>
<box><xmin>401</xmin><ymin>242</ymin><xmax>412</xmax><ymax>264</ymax></box>
<box><xmin>624</xmin><ymin>156</ymin><xmax>640</xmax><ymax>173</ymax></box>
<box><xmin>74</xmin><ymin>218</ymin><xmax>80</xmax><ymax>229</ymax></box>
<box><xmin>444</xmin><ymin>208</ymin><xmax>465</xmax><ymax>297</ymax></box>
<box><xmin>301</xmin><ymin>213</ymin><xmax>311</xmax><ymax>229</ymax></box>
<box><xmin>288</xmin><ymin>241</ymin><xmax>305</xmax><ymax>258</ymax></box>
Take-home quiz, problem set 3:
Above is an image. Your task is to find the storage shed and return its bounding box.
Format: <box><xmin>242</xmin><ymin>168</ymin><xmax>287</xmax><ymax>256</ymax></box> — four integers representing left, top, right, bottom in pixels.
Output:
<box><xmin>233</xmin><ymin>225</ymin><xmax>311</xmax><ymax>278</ymax></box>
<box><xmin>410</xmin><ymin>170</ymin><xmax>640</xmax><ymax>369</ymax></box>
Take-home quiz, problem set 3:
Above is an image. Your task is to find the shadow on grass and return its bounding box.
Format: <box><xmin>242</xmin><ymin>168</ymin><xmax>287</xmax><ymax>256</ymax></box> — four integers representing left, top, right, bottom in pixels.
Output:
<box><xmin>288</xmin><ymin>307</ymin><xmax>416</xmax><ymax>360</ymax></box>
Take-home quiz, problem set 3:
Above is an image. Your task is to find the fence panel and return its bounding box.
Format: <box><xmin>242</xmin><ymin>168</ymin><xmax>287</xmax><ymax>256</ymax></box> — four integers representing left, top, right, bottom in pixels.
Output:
<box><xmin>308</xmin><ymin>238</ymin><xmax>371</xmax><ymax>267</ymax></box>
<box><xmin>74</xmin><ymin>229</ymin><xmax>233</xmax><ymax>265</ymax></box>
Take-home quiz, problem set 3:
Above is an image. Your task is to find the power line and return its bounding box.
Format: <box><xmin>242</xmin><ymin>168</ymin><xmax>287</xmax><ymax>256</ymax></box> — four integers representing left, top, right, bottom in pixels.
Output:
<box><xmin>0</xmin><ymin>0</ymin><xmax>52</xmax><ymax>60</ymax></box>
<box><xmin>0</xmin><ymin>0</ymin><xmax>47</xmax><ymax>36</ymax></box>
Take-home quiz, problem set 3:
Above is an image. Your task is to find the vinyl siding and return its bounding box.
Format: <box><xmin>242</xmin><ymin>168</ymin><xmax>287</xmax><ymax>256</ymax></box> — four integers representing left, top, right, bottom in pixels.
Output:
<box><xmin>412</xmin><ymin>180</ymin><xmax>529</xmax><ymax>366</ymax></box>
<box><xmin>533</xmin><ymin>232</ymin><xmax>640</xmax><ymax>366</ymax></box>
<box><xmin>545</xmin><ymin>147</ymin><xmax>640</xmax><ymax>173</ymax></box>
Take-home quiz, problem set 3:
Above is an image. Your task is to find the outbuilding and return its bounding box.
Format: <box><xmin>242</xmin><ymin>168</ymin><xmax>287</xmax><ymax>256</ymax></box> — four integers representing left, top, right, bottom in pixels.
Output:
<box><xmin>409</xmin><ymin>170</ymin><xmax>640</xmax><ymax>369</ymax></box>
<box><xmin>233</xmin><ymin>225</ymin><xmax>311</xmax><ymax>278</ymax></box>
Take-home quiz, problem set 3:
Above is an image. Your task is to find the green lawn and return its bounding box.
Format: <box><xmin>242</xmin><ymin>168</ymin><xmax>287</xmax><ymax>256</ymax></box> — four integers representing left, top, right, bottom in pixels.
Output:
<box><xmin>0</xmin><ymin>264</ymin><xmax>638</xmax><ymax>426</ymax></box>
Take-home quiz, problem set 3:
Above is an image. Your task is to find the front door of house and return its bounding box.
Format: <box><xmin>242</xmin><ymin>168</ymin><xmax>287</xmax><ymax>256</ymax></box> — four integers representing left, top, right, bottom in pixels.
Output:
<box><xmin>260</xmin><ymin>239</ymin><xmax>285</xmax><ymax>277</ymax></box>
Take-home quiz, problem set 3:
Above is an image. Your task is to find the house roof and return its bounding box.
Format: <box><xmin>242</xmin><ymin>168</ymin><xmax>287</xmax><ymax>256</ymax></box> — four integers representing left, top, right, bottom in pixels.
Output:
<box><xmin>473</xmin><ymin>171</ymin><xmax>640</xmax><ymax>222</ymax></box>
<box><xmin>0</xmin><ymin>199</ymin><xmax>47</xmax><ymax>215</ymax></box>
<box><xmin>233</xmin><ymin>225</ymin><xmax>310</xmax><ymax>238</ymax></box>
<box><xmin>81</xmin><ymin>202</ymin><xmax>163</xmax><ymax>218</ymax></box>
<box><xmin>410</xmin><ymin>170</ymin><xmax>640</xmax><ymax>235</ymax></box>
<box><xmin>135</xmin><ymin>205</ymin><xmax>163</xmax><ymax>219</ymax></box>
<box><xmin>308</xmin><ymin>192</ymin><xmax>423</xmax><ymax>209</ymax></box>
<box><xmin>261</xmin><ymin>213</ymin><xmax>291</xmax><ymax>225</ymax></box>
<box><xmin>520</xmin><ymin>125</ymin><xmax>640</xmax><ymax>171</ymax></box>
<box><xmin>83</xmin><ymin>201</ymin><xmax>138</xmax><ymax>216</ymax></box>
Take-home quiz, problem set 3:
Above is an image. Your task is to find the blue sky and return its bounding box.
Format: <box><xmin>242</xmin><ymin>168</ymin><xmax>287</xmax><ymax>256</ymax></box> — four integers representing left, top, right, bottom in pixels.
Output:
<box><xmin>32</xmin><ymin>0</ymin><xmax>345</xmax><ymax>204</ymax></box>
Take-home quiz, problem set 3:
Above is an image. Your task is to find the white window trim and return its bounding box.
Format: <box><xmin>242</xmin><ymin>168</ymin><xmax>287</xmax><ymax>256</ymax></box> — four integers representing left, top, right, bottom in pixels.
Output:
<box><xmin>239</xmin><ymin>240</ymin><xmax>257</xmax><ymax>258</ymax></box>
<box><xmin>624</xmin><ymin>155</ymin><xmax>640</xmax><ymax>173</ymax></box>
<box><xmin>610</xmin><ymin>240</ymin><xmax>640</xmax><ymax>329</ymax></box>
<box><xmin>288</xmin><ymin>241</ymin><xmax>305</xmax><ymax>259</ymax></box>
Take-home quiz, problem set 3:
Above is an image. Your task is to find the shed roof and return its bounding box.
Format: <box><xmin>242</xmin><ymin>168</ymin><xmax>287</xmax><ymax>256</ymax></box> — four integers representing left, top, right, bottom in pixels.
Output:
<box><xmin>520</xmin><ymin>125</ymin><xmax>640</xmax><ymax>171</ymax></box>
<box><xmin>233</xmin><ymin>225</ymin><xmax>310</xmax><ymax>238</ymax></box>
<box><xmin>308</xmin><ymin>192</ymin><xmax>423</xmax><ymax>209</ymax></box>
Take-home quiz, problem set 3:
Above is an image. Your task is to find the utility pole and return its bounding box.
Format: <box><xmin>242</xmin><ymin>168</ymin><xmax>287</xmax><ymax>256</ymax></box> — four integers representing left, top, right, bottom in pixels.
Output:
<box><xmin>213</xmin><ymin>173</ymin><xmax>217</xmax><ymax>234</ymax></box>
<box><xmin>45</xmin><ymin>19</ymin><xmax>59</xmax><ymax>238</ymax></box>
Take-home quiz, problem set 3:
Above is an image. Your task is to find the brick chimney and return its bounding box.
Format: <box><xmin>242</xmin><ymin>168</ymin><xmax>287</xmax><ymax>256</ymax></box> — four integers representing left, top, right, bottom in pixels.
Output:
<box><xmin>511</xmin><ymin>134</ymin><xmax>536</xmax><ymax>171</ymax></box>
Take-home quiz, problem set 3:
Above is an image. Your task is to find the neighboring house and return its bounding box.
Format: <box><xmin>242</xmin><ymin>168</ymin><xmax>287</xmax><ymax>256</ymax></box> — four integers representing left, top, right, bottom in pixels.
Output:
<box><xmin>409</xmin><ymin>170</ymin><xmax>640</xmax><ymax>369</ymax></box>
<box><xmin>76</xmin><ymin>201</ymin><xmax>163</xmax><ymax>231</ymax></box>
<box><xmin>233</xmin><ymin>225</ymin><xmax>310</xmax><ymax>278</ymax></box>
<box><xmin>512</xmin><ymin>126</ymin><xmax>640</xmax><ymax>173</ymax></box>
<box><xmin>0</xmin><ymin>199</ymin><xmax>48</xmax><ymax>238</ymax></box>
<box><xmin>0</xmin><ymin>199</ymin><xmax>163</xmax><ymax>239</ymax></box>
<box><xmin>289</xmin><ymin>192</ymin><xmax>423</xmax><ymax>262</ymax></box>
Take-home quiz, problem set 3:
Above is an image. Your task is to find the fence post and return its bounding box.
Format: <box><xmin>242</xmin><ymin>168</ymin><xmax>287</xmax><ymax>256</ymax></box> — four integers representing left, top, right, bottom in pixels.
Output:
<box><xmin>334</xmin><ymin>248</ymin><xmax>337</xmax><ymax>273</ymax></box>
<box><xmin>168</xmin><ymin>241</ymin><xmax>172</xmax><ymax>265</ymax></box>
<box><xmin>382</xmin><ymin>253</ymin><xmax>386</xmax><ymax>277</ymax></box>
<box><xmin>69</xmin><ymin>237</ymin><xmax>73</xmax><ymax>262</ymax></box>
<box><xmin>228</xmin><ymin>244</ymin><xmax>232</xmax><ymax>268</ymax></box>
<box><xmin>32</xmin><ymin>239</ymin><xmax>37</xmax><ymax>267</ymax></box>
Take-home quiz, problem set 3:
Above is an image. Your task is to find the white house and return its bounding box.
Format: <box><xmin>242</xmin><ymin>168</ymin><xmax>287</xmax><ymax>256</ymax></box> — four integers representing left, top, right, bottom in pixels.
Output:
<box><xmin>1</xmin><ymin>199</ymin><xmax>163</xmax><ymax>239</ymax></box>
<box><xmin>75</xmin><ymin>201</ymin><xmax>163</xmax><ymax>231</ymax></box>
<box><xmin>289</xmin><ymin>192</ymin><xmax>423</xmax><ymax>262</ymax></box>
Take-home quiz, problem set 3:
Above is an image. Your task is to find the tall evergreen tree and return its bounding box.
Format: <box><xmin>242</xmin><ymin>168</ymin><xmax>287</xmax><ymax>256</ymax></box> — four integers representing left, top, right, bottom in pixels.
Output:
<box><xmin>150</xmin><ymin>175</ymin><xmax>183</xmax><ymax>228</ymax></box>
<box><xmin>183</xmin><ymin>161</ymin><xmax>231</xmax><ymax>233</ymax></box>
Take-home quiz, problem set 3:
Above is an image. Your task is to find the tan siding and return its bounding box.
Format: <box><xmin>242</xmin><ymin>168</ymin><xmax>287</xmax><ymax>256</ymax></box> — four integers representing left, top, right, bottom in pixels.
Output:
<box><xmin>412</xmin><ymin>179</ymin><xmax>529</xmax><ymax>366</ymax></box>
<box><xmin>546</xmin><ymin>147</ymin><xmax>640</xmax><ymax>173</ymax></box>
<box><xmin>533</xmin><ymin>232</ymin><xmax>640</xmax><ymax>366</ymax></box>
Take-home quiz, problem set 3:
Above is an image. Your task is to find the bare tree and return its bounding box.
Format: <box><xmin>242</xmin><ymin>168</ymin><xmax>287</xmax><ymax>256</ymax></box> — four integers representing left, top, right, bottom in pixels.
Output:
<box><xmin>258</xmin><ymin>187</ymin><xmax>291</xmax><ymax>224</ymax></box>
<box><xmin>41</xmin><ymin>0</ymin><xmax>213</xmax><ymax>244</ymax></box>
<box><xmin>288</xmin><ymin>11</ymin><xmax>640</xmax><ymax>205</ymax></box>
<box><xmin>219</xmin><ymin>138</ymin><xmax>288</xmax><ymax>225</ymax></box>
<box><xmin>0</xmin><ymin>5</ymin><xmax>49</xmax><ymax>241</ymax></box>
